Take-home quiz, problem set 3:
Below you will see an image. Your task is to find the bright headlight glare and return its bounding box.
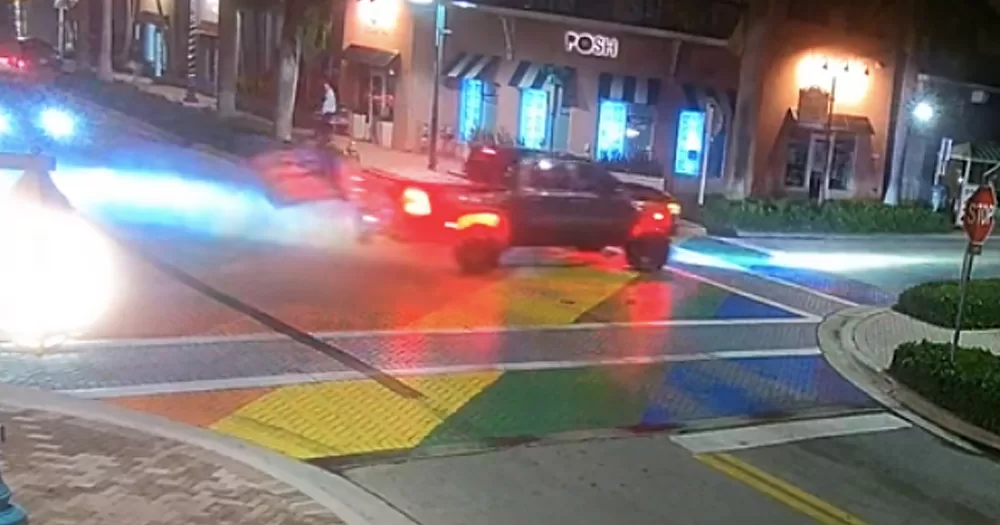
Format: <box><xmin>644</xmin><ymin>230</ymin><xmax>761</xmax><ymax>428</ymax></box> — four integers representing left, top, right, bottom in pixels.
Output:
<box><xmin>0</xmin><ymin>198</ymin><xmax>116</xmax><ymax>346</ymax></box>
<box><xmin>39</xmin><ymin>108</ymin><xmax>75</xmax><ymax>139</ymax></box>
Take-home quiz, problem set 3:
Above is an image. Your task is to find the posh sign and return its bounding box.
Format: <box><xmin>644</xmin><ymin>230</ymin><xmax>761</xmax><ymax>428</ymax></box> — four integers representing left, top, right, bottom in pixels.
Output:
<box><xmin>564</xmin><ymin>31</ymin><xmax>619</xmax><ymax>59</ymax></box>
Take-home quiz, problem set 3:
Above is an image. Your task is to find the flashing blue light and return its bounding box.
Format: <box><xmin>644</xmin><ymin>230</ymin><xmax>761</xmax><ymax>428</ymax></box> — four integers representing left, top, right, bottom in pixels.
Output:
<box><xmin>674</xmin><ymin>110</ymin><xmax>705</xmax><ymax>176</ymax></box>
<box><xmin>0</xmin><ymin>112</ymin><xmax>9</xmax><ymax>136</ymax></box>
<box><xmin>39</xmin><ymin>108</ymin><xmax>76</xmax><ymax>140</ymax></box>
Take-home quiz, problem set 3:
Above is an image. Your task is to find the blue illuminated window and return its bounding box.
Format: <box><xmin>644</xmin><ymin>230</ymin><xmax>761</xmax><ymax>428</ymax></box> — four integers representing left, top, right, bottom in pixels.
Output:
<box><xmin>596</xmin><ymin>100</ymin><xmax>627</xmax><ymax>160</ymax></box>
<box><xmin>458</xmin><ymin>79</ymin><xmax>484</xmax><ymax>142</ymax></box>
<box><xmin>519</xmin><ymin>89</ymin><xmax>549</xmax><ymax>149</ymax></box>
<box><xmin>674</xmin><ymin>110</ymin><xmax>705</xmax><ymax>176</ymax></box>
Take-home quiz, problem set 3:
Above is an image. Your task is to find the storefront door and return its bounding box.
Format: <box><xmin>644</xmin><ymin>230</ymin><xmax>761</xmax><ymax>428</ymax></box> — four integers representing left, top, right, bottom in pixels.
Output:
<box><xmin>367</xmin><ymin>70</ymin><xmax>394</xmax><ymax>146</ymax></box>
<box><xmin>805</xmin><ymin>134</ymin><xmax>829</xmax><ymax>200</ymax></box>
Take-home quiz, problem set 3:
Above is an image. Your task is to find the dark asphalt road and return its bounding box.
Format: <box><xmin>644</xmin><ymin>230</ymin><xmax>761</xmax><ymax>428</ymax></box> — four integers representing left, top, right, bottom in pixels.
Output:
<box><xmin>346</xmin><ymin>426</ymin><xmax>1000</xmax><ymax>525</ymax></box>
<box><xmin>9</xmin><ymin>84</ymin><xmax>999</xmax><ymax>525</ymax></box>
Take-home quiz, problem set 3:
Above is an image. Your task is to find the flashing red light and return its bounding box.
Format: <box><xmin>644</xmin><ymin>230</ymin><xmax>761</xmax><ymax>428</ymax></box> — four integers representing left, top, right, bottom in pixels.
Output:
<box><xmin>630</xmin><ymin>205</ymin><xmax>673</xmax><ymax>237</ymax></box>
<box><xmin>0</xmin><ymin>56</ymin><xmax>25</xmax><ymax>69</ymax></box>
<box><xmin>480</xmin><ymin>147</ymin><xmax>496</xmax><ymax>155</ymax></box>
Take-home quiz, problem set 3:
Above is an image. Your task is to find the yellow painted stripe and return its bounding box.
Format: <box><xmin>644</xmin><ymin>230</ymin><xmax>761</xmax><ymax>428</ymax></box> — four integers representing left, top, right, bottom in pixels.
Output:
<box><xmin>697</xmin><ymin>454</ymin><xmax>869</xmax><ymax>525</ymax></box>
<box><xmin>410</xmin><ymin>266</ymin><xmax>636</xmax><ymax>329</ymax></box>
<box><xmin>211</xmin><ymin>371</ymin><xmax>501</xmax><ymax>459</ymax></box>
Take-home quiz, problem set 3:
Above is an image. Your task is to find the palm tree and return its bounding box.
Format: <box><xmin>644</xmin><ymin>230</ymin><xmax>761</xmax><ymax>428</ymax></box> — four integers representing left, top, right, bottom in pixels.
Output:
<box><xmin>97</xmin><ymin>0</ymin><xmax>112</xmax><ymax>80</ymax></box>
<box><xmin>273</xmin><ymin>0</ymin><xmax>331</xmax><ymax>141</ymax></box>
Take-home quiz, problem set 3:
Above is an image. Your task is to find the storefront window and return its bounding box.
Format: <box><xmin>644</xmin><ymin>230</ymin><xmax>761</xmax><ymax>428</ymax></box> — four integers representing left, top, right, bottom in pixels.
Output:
<box><xmin>142</xmin><ymin>24</ymin><xmax>166</xmax><ymax>78</ymax></box>
<box><xmin>828</xmin><ymin>136</ymin><xmax>856</xmax><ymax>190</ymax></box>
<box><xmin>596</xmin><ymin>100</ymin><xmax>627</xmax><ymax>158</ymax></box>
<box><xmin>625</xmin><ymin>105</ymin><xmax>656</xmax><ymax>160</ymax></box>
<box><xmin>458</xmin><ymin>79</ymin><xmax>498</xmax><ymax>143</ymax></box>
<box><xmin>674</xmin><ymin>110</ymin><xmax>705</xmax><ymax>176</ymax></box>
<box><xmin>459</xmin><ymin>79</ymin><xmax>484</xmax><ymax>142</ymax></box>
<box><xmin>596</xmin><ymin>101</ymin><xmax>657</xmax><ymax>168</ymax></box>
<box><xmin>519</xmin><ymin>88</ymin><xmax>550</xmax><ymax>149</ymax></box>
<box><xmin>785</xmin><ymin>134</ymin><xmax>856</xmax><ymax>191</ymax></box>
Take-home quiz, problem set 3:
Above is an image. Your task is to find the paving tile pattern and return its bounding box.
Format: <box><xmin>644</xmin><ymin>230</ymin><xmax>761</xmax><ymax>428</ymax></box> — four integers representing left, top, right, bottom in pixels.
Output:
<box><xmin>0</xmin><ymin>322</ymin><xmax>818</xmax><ymax>392</ymax></box>
<box><xmin>854</xmin><ymin>308</ymin><xmax>1000</xmax><ymax>370</ymax></box>
<box><xmin>0</xmin><ymin>405</ymin><xmax>342</xmax><ymax>525</ymax></box>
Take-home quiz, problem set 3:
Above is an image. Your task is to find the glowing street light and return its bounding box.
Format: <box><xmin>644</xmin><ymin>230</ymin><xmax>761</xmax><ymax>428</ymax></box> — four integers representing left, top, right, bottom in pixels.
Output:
<box><xmin>913</xmin><ymin>101</ymin><xmax>935</xmax><ymax>123</ymax></box>
<box><xmin>0</xmin><ymin>154</ymin><xmax>117</xmax><ymax>350</ymax></box>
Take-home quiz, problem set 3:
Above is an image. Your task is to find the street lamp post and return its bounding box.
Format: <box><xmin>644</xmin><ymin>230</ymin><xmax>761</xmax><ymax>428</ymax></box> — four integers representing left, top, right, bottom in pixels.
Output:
<box><xmin>183</xmin><ymin>0</ymin><xmax>200</xmax><ymax>103</ymax></box>
<box><xmin>427</xmin><ymin>0</ymin><xmax>447</xmax><ymax>170</ymax></box>
<box><xmin>819</xmin><ymin>62</ymin><xmax>843</xmax><ymax>204</ymax></box>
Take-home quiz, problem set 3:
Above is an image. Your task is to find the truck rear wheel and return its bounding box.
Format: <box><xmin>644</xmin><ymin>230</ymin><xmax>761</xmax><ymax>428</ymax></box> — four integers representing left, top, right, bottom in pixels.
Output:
<box><xmin>625</xmin><ymin>237</ymin><xmax>670</xmax><ymax>272</ymax></box>
<box><xmin>455</xmin><ymin>238</ymin><xmax>502</xmax><ymax>274</ymax></box>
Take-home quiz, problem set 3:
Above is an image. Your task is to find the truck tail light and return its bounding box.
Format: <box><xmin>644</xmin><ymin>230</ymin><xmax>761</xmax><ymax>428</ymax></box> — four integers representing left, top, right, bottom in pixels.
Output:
<box><xmin>402</xmin><ymin>187</ymin><xmax>432</xmax><ymax>216</ymax></box>
<box><xmin>630</xmin><ymin>206</ymin><xmax>673</xmax><ymax>238</ymax></box>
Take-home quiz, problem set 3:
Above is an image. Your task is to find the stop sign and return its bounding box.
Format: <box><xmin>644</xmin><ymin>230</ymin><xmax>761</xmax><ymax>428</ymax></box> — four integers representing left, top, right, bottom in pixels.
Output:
<box><xmin>962</xmin><ymin>185</ymin><xmax>997</xmax><ymax>246</ymax></box>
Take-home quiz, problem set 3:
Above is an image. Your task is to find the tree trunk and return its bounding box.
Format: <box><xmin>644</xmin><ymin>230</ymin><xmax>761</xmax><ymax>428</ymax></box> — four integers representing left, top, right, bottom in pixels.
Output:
<box><xmin>217</xmin><ymin>0</ymin><xmax>239</xmax><ymax>117</ymax></box>
<box><xmin>98</xmin><ymin>0</ymin><xmax>113</xmax><ymax>80</ymax></box>
<box><xmin>274</xmin><ymin>0</ymin><xmax>303</xmax><ymax>142</ymax></box>
<box><xmin>119</xmin><ymin>0</ymin><xmax>137</xmax><ymax>65</ymax></box>
<box><xmin>76</xmin><ymin>2</ymin><xmax>92</xmax><ymax>69</ymax></box>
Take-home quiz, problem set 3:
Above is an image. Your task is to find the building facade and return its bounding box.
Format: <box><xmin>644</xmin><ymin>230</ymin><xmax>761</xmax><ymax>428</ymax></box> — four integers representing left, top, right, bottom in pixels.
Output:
<box><xmin>340</xmin><ymin>0</ymin><xmax>740</xmax><ymax>182</ymax></box>
<box><xmin>733</xmin><ymin>0</ymin><xmax>901</xmax><ymax>201</ymax></box>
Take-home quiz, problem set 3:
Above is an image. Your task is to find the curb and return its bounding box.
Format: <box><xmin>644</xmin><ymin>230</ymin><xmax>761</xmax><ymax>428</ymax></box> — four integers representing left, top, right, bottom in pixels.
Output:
<box><xmin>729</xmin><ymin>231</ymin><xmax>963</xmax><ymax>241</ymax></box>
<box><xmin>817</xmin><ymin>307</ymin><xmax>1000</xmax><ymax>454</ymax></box>
<box><xmin>0</xmin><ymin>383</ymin><xmax>420</xmax><ymax>525</ymax></box>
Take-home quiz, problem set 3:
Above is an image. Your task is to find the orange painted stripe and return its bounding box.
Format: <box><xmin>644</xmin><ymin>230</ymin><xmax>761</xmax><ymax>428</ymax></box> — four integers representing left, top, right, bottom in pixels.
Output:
<box><xmin>108</xmin><ymin>387</ymin><xmax>275</xmax><ymax>428</ymax></box>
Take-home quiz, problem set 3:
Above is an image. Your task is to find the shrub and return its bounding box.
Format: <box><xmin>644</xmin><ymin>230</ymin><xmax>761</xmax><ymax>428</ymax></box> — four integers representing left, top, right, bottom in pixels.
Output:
<box><xmin>889</xmin><ymin>340</ymin><xmax>1000</xmax><ymax>434</ymax></box>
<box><xmin>895</xmin><ymin>279</ymin><xmax>1000</xmax><ymax>330</ymax></box>
<box><xmin>701</xmin><ymin>197</ymin><xmax>952</xmax><ymax>234</ymax></box>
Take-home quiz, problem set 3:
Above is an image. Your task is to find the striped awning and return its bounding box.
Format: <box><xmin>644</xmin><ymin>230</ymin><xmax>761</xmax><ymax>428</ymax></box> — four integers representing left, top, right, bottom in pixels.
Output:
<box><xmin>598</xmin><ymin>73</ymin><xmax>661</xmax><ymax>106</ymax></box>
<box><xmin>444</xmin><ymin>53</ymin><xmax>501</xmax><ymax>82</ymax></box>
<box><xmin>950</xmin><ymin>143</ymin><xmax>1000</xmax><ymax>164</ymax></box>
<box><xmin>508</xmin><ymin>61</ymin><xmax>573</xmax><ymax>90</ymax></box>
<box><xmin>683</xmin><ymin>84</ymin><xmax>737</xmax><ymax>120</ymax></box>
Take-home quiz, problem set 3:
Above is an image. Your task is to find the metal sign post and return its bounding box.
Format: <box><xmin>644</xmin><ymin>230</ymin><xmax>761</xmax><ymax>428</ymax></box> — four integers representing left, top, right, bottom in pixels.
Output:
<box><xmin>697</xmin><ymin>103</ymin><xmax>715</xmax><ymax>207</ymax></box>
<box><xmin>953</xmin><ymin>184</ymin><xmax>997</xmax><ymax>358</ymax></box>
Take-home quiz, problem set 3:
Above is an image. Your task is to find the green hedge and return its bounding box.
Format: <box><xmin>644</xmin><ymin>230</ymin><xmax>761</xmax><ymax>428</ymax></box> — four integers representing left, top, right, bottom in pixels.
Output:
<box><xmin>895</xmin><ymin>279</ymin><xmax>1000</xmax><ymax>330</ymax></box>
<box><xmin>701</xmin><ymin>198</ymin><xmax>952</xmax><ymax>234</ymax></box>
<box><xmin>889</xmin><ymin>341</ymin><xmax>1000</xmax><ymax>434</ymax></box>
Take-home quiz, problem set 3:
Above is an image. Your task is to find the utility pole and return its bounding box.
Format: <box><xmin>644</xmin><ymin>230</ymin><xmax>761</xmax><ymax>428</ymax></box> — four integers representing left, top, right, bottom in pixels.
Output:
<box><xmin>427</xmin><ymin>0</ymin><xmax>446</xmax><ymax>170</ymax></box>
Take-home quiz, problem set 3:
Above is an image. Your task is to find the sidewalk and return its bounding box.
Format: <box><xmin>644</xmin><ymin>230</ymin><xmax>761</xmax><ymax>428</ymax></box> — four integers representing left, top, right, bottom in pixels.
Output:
<box><xmin>0</xmin><ymin>406</ymin><xmax>338</xmax><ymax>524</ymax></box>
<box><xmin>818</xmin><ymin>306</ymin><xmax>1000</xmax><ymax>453</ymax></box>
<box><xmin>0</xmin><ymin>384</ymin><xmax>419</xmax><ymax>525</ymax></box>
<box><xmin>851</xmin><ymin>308</ymin><xmax>1000</xmax><ymax>370</ymax></box>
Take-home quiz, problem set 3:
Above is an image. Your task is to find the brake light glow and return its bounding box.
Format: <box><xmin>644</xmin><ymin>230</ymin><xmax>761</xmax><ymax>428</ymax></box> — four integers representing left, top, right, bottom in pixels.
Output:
<box><xmin>456</xmin><ymin>212</ymin><xmax>501</xmax><ymax>229</ymax></box>
<box><xmin>0</xmin><ymin>56</ymin><xmax>25</xmax><ymax>69</ymax></box>
<box><xmin>402</xmin><ymin>187</ymin><xmax>432</xmax><ymax>216</ymax></box>
<box><xmin>631</xmin><ymin>205</ymin><xmax>674</xmax><ymax>237</ymax></box>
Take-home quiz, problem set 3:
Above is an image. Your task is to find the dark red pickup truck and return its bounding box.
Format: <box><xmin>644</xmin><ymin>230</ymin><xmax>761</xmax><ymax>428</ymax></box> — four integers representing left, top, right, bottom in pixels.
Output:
<box><xmin>346</xmin><ymin>145</ymin><xmax>680</xmax><ymax>274</ymax></box>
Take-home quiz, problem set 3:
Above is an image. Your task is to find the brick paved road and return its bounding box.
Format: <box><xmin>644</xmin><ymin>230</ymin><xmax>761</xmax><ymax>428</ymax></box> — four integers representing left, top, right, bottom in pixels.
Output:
<box><xmin>0</xmin><ymin>404</ymin><xmax>341</xmax><ymax>524</ymax></box>
<box><xmin>0</xmin><ymin>322</ymin><xmax>820</xmax><ymax>392</ymax></box>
